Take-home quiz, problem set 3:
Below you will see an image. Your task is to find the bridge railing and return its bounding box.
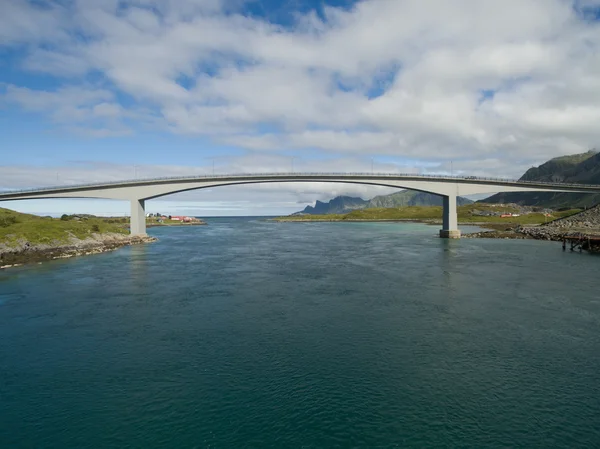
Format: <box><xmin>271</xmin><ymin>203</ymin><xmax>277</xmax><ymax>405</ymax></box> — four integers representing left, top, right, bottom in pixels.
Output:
<box><xmin>0</xmin><ymin>172</ymin><xmax>596</xmax><ymax>195</ymax></box>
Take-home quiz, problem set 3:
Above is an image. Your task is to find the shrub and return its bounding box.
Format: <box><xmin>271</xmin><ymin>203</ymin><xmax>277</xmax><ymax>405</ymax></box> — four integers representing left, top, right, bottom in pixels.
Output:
<box><xmin>60</xmin><ymin>214</ymin><xmax>70</xmax><ymax>221</ymax></box>
<box><xmin>91</xmin><ymin>224</ymin><xmax>100</xmax><ymax>232</ymax></box>
<box><xmin>0</xmin><ymin>216</ymin><xmax>18</xmax><ymax>227</ymax></box>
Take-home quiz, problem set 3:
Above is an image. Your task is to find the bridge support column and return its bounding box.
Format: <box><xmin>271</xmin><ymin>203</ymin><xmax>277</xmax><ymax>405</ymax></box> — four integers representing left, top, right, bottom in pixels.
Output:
<box><xmin>440</xmin><ymin>195</ymin><xmax>460</xmax><ymax>239</ymax></box>
<box><xmin>130</xmin><ymin>199</ymin><xmax>146</xmax><ymax>235</ymax></box>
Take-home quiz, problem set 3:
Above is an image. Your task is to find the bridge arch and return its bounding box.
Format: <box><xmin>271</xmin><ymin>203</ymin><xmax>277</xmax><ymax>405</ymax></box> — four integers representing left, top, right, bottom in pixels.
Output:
<box><xmin>2</xmin><ymin>173</ymin><xmax>600</xmax><ymax>238</ymax></box>
<box><xmin>126</xmin><ymin>178</ymin><xmax>463</xmax><ymax>238</ymax></box>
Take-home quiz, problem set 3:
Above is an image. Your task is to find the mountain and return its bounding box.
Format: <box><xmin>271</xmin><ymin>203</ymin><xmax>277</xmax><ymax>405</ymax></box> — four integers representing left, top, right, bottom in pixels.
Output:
<box><xmin>366</xmin><ymin>190</ymin><xmax>473</xmax><ymax>208</ymax></box>
<box><xmin>296</xmin><ymin>191</ymin><xmax>473</xmax><ymax>215</ymax></box>
<box><xmin>484</xmin><ymin>150</ymin><xmax>600</xmax><ymax>208</ymax></box>
<box><xmin>300</xmin><ymin>196</ymin><xmax>368</xmax><ymax>214</ymax></box>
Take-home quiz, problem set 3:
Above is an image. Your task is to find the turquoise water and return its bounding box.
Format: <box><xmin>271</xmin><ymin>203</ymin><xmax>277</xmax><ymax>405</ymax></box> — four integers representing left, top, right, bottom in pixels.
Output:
<box><xmin>1</xmin><ymin>218</ymin><xmax>600</xmax><ymax>448</ymax></box>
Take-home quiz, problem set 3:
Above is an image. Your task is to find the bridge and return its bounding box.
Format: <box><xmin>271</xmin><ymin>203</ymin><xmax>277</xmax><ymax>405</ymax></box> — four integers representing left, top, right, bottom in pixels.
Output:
<box><xmin>2</xmin><ymin>173</ymin><xmax>600</xmax><ymax>238</ymax></box>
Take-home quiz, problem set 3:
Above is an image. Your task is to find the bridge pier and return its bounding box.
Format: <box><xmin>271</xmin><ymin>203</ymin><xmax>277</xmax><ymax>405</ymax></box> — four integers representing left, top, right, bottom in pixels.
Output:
<box><xmin>130</xmin><ymin>199</ymin><xmax>147</xmax><ymax>235</ymax></box>
<box><xmin>440</xmin><ymin>194</ymin><xmax>461</xmax><ymax>239</ymax></box>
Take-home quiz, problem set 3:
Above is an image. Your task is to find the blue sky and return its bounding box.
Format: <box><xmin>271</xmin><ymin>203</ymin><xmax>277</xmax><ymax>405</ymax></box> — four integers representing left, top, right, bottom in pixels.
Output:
<box><xmin>1</xmin><ymin>0</ymin><xmax>600</xmax><ymax>215</ymax></box>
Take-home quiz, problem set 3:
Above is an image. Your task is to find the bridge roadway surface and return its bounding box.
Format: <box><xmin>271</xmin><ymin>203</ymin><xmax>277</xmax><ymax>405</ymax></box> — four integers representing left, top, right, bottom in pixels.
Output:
<box><xmin>2</xmin><ymin>173</ymin><xmax>600</xmax><ymax>238</ymax></box>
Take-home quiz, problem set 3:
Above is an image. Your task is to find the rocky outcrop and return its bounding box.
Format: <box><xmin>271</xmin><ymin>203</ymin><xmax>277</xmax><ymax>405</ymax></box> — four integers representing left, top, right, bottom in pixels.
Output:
<box><xmin>0</xmin><ymin>233</ymin><xmax>157</xmax><ymax>268</ymax></box>
<box><xmin>543</xmin><ymin>204</ymin><xmax>600</xmax><ymax>229</ymax></box>
<box><xmin>466</xmin><ymin>204</ymin><xmax>600</xmax><ymax>244</ymax></box>
<box><xmin>465</xmin><ymin>225</ymin><xmax>600</xmax><ymax>253</ymax></box>
<box><xmin>518</xmin><ymin>227</ymin><xmax>571</xmax><ymax>241</ymax></box>
<box><xmin>463</xmin><ymin>230</ymin><xmax>532</xmax><ymax>240</ymax></box>
<box><xmin>518</xmin><ymin>226</ymin><xmax>600</xmax><ymax>252</ymax></box>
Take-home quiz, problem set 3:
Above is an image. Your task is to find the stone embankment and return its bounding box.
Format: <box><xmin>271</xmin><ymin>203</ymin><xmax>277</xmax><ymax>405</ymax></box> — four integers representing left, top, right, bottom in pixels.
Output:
<box><xmin>0</xmin><ymin>233</ymin><xmax>157</xmax><ymax>269</ymax></box>
<box><xmin>465</xmin><ymin>204</ymin><xmax>600</xmax><ymax>250</ymax></box>
<box><xmin>463</xmin><ymin>226</ymin><xmax>596</xmax><ymax>242</ymax></box>
<box><xmin>542</xmin><ymin>204</ymin><xmax>600</xmax><ymax>229</ymax></box>
<box><xmin>465</xmin><ymin>226</ymin><xmax>589</xmax><ymax>241</ymax></box>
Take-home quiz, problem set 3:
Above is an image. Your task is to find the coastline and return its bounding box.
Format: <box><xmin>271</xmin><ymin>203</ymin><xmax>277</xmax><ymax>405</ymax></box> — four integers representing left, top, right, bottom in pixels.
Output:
<box><xmin>0</xmin><ymin>214</ymin><xmax>208</xmax><ymax>270</ymax></box>
<box><xmin>3</xmin><ymin>212</ymin><xmax>598</xmax><ymax>270</ymax></box>
<box><xmin>272</xmin><ymin>217</ymin><xmax>442</xmax><ymax>224</ymax></box>
<box><xmin>271</xmin><ymin>217</ymin><xmax>505</xmax><ymax>227</ymax></box>
<box><xmin>464</xmin><ymin>227</ymin><xmax>600</xmax><ymax>252</ymax></box>
<box><xmin>272</xmin><ymin>217</ymin><xmax>600</xmax><ymax>251</ymax></box>
<box><xmin>0</xmin><ymin>233</ymin><xmax>157</xmax><ymax>269</ymax></box>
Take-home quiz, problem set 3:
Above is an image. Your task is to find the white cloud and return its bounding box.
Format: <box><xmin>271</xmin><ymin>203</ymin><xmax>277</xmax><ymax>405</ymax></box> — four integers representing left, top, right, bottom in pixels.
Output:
<box><xmin>1</xmin><ymin>0</ymin><xmax>600</xmax><ymax>193</ymax></box>
<box><xmin>3</xmin><ymin>85</ymin><xmax>112</xmax><ymax>111</ymax></box>
<box><xmin>0</xmin><ymin>1</ymin><xmax>70</xmax><ymax>45</ymax></box>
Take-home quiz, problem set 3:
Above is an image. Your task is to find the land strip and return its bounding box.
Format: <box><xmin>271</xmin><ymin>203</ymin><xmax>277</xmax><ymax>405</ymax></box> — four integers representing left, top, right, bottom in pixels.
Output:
<box><xmin>274</xmin><ymin>203</ymin><xmax>600</xmax><ymax>252</ymax></box>
<box><xmin>273</xmin><ymin>204</ymin><xmax>580</xmax><ymax>227</ymax></box>
<box><xmin>1</xmin><ymin>233</ymin><xmax>157</xmax><ymax>268</ymax></box>
<box><xmin>0</xmin><ymin>209</ymin><xmax>205</xmax><ymax>268</ymax></box>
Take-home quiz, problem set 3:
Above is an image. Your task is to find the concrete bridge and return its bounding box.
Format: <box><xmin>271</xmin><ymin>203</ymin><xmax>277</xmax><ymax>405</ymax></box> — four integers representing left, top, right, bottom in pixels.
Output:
<box><xmin>2</xmin><ymin>173</ymin><xmax>600</xmax><ymax>238</ymax></box>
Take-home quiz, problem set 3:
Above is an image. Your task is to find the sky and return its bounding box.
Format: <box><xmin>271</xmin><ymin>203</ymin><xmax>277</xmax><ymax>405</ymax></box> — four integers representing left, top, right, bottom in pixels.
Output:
<box><xmin>1</xmin><ymin>0</ymin><xmax>600</xmax><ymax>216</ymax></box>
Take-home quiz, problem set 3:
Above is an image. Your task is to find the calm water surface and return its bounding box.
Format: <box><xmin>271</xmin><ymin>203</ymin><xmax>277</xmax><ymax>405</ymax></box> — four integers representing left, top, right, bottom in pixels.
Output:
<box><xmin>1</xmin><ymin>218</ymin><xmax>600</xmax><ymax>448</ymax></box>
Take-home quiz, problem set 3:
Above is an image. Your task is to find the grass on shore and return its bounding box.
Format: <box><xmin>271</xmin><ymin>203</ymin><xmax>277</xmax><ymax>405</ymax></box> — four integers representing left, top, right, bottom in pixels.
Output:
<box><xmin>276</xmin><ymin>204</ymin><xmax>582</xmax><ymax>226</ymax></box>
<box><xmin>0</xmin><ymin>208</ymin><xmax>128</xmax><ymax>247</ymax></box>
<box><xmin>0</xmin><ymin>208</ymin><xmax>206</xmax><ymax>248</ymax></box>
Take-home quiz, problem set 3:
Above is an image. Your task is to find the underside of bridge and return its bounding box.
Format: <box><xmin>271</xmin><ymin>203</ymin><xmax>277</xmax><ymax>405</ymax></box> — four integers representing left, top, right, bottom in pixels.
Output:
<box><xmin>127</xmin><ymin>194</ymin><xmax>463</xmax><ymax>238</ymax></box>
<box><xmin>116</xmin><ymin>178</ymin><xmax>483</xmax><ymax>238</ymax></box>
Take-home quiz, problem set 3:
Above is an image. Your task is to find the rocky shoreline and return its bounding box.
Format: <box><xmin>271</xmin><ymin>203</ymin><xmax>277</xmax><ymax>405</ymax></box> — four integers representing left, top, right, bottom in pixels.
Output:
<box><xmin>0</xmin><ymin>233</ymin><xmax>157</xmax><ymax>269</ymax></box>
<box><xmin>463</xmin><ymin>227</ymin><xmax>568</xmax><ymax>241</ymax></box>
<box><xmin>464</xmin><ymin>226</ymin><xmax>600</xmax><ymax>252</ymax></box>
<box><xmin>463</xmin><ymin>205</ymin><xmax>600</xmax><ymax>254</ymax></box>
<box><xmin>465</xmin><ymin>204</ymin><xmax>600</xmax><ymax>242</ymax></box>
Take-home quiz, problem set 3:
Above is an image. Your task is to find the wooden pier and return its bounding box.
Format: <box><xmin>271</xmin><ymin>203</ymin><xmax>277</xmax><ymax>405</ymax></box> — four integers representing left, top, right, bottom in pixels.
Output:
<box><xmin>562</xmin><ymin>234</ymin><xmax>600</xmax><ymax>253</ymax></box>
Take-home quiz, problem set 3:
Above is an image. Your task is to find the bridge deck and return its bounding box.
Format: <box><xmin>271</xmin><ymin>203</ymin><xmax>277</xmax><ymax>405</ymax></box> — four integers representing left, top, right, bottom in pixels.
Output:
<box><xmin>2</xmin><ymin>172</ymin><xmax>600</xmax><ymax>197</ymax></box>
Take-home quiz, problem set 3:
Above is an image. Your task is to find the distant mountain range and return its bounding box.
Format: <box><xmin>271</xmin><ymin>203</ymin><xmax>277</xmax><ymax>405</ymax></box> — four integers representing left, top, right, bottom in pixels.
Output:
<box><xmin>297</xmin><ymin>190</ymin><xmax>473</xmax><ymax>215</ymax></box>
<box><xmin>296</xmin><ymin>150</ymin><xmax>600</xmax><ymax>214</ymax></box>
<box><xmin>484</xmin><ymin>150</ymin><xmax>600</xmax><ymax>208</ymax></box>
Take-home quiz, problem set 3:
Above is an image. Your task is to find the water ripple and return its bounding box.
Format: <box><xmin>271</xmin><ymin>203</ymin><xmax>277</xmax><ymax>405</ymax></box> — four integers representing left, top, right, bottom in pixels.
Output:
<box><xmin>1</xmin><ymin>218</ymin><xmax>599</xmax><ymax>448</ymax></box>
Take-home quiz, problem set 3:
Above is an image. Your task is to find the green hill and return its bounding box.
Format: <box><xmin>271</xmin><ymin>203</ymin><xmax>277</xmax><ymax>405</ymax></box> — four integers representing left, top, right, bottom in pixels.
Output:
<box><xmin>484</xmin><ymin>150</ymin><xmax>600</xmax><ymax>208</ymax></box>
<box><xmin>0</xmin><ymin>208</ymin><xmax>128</xmax><ymax>248</ymax></box>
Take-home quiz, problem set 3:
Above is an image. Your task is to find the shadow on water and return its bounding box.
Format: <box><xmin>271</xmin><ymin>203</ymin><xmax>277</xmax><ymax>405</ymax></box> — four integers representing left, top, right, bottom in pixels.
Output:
<box><xmin>438</xmin><ymin>238</ymin><xmax>460</xmax><ymax>297</ymax></box>
<box><xmin>128</xmin><ymin>243</ymin><xmax>149</xmax><ymax>291</ymax></box>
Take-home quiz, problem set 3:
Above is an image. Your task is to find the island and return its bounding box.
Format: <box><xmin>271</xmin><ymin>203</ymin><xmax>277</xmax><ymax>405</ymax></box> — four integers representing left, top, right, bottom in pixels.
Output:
<box><xmin>0</xmin><ymin>208</ymin><xmax>206</xmax><ymax>269</ymax></box>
